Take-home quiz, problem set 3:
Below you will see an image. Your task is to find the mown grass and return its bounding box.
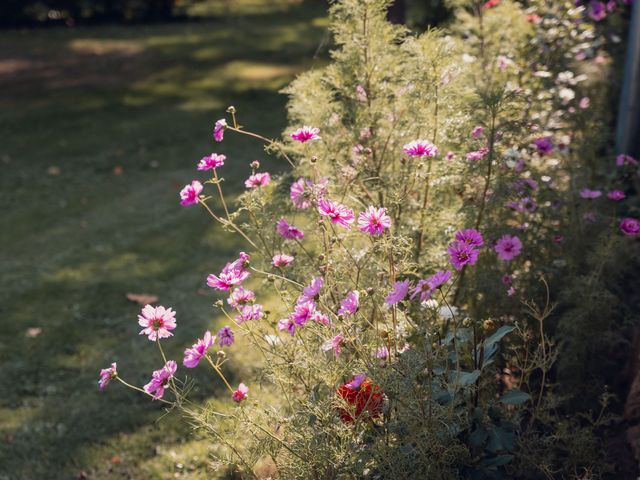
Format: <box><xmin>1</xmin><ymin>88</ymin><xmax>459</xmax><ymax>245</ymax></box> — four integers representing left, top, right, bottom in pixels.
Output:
<box><xmin>0</xmin><ymin>2</ymin><xmax>328</xmax><ymax>478</ymax></box>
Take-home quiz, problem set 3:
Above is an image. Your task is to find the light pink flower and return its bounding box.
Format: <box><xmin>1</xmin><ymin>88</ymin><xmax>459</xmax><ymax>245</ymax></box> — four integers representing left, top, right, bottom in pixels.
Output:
<box><xmin>471</xmin><ymin>126</ymin><xmax>485</xmax><ymax>138</ymax></box>
<box><xmin>198</xmin><ymin>153</ymin><xmax>226</xmax><ymax>170</ymax></box>
<box><xmin>207</xmin><ymin>256</ymin><xmax>250</xmax><ymax>291</ymax></box>
<box><xmin>183</xmin><ymin>331</ymin><xmax>215</xmax><ymax>368</ymax></box>
<box><xmin>358</xmin><ymin>206</ymin><xmax>392</xmax><ymax>235</ymax></box>
<box><xmin>299</xmin><ymin>276</ymin><xmax>324</xmax><ymax>304</ymax></box>
<box><xmin>291</xmin><ymin>126</ymin><xmax>320</xmax><ymax>143</ymax></box>
<box><xmin>579</xmin><ymin>188</ymin><xmax>602</xmax><ymax>199</ymax></box>
<box><xmin>466</xmin><ymin>148</ymin><xmax>489</xmax><ymax>162</ymax></box>
<box><xmin>312</xmin><ymin>311</ymin><xmax>331</xmax><ymax>326</ymax></box>
<box><xmin>579</xmin><ymin>97</ymin><xmax>590</xmax><ymax>109</ymax></box>
<box><xmin>338</xmin><ymin>291</ymin><xmax>359</xmax><ymax>316</ymax></box>
<box><xmin>278</xmin><ymin>318</ymin><xmax>296</xmax><ymax>335</ymax></box>
<box><xmin>213</xmin><ymin>119</ymin><xmax>227</xmax><ymax>142</ymax></box>
<box><xmin>318</xmin><ymin>198</ymin><xmax>355</xmax><ymax>228</ymax></box>
<box><xmin>235</xmin><ymin>304</ymin><xmax>263</xmax><ymax>324</ymax></box>
<box><xmin>403</xmin><ymin>139</ymin><xmax>438</xmax><ymax>157</ymax></box>
<box><xmin>276</xmin><ymin>218</ymin><xmax>304</xmax><ymax>240</ymax></box>
<box><xmin>385</xmin><ymin>280</ymin><xmax>410</xmax><ymax>305</ymax></box>
<box><xmin>607</xmin><ymin>190</ymin><xmax>625</xmax><ymax>201</ymax></box>
<box><xmin>179</xmin><ymin>180</ymin><xmax>203</xmax><ymax>206</ymax></box>
<box><xmin>445</xmin><ymin>151</ymin><xmax>455</xmax><ymax>161</ymax></box>
<box><xmin>245</xmin><ymin>172</ymin><xmax>271</xmax><ymax>188</ymax></box>
<box><xmin>494</xmin><ymin>234</ymin><xmax>522</xmax><ymax>261</ymax></box>
<box><xmin>232</xmin><ymin>383</ymin><xmax>249</xmax><ymax>402</ymax></box>
<box><xmin>322</xmin><ymin>334</ymin><xmax>344</xmax><ymax>357</ymax></box>
<box><xmin>227</xmin><ymin>287</ymin><xmax>255</xmax><ymax>308</ymax></box>
<box><xmin>138</xmin><ymin>305</ymin><xmax>177</xmax><ymax>341</ymax></box>
<box><xmin>507</xmin><ymin>287</ymin><xmax>516</xmax><ymax>297</ymax></box>
<box><xmin>617</xmin><ymin>154</ymin><xmax>638</xmax><ymax>167</ymax></box>
<box><xmin>272</xmin><ymin>253</ymin><xmax>294</xmax><ymax>267</ymax></box>
<box><xmin>588</xmin><ymin>1</ymin><xmax>607</xmax><ymax>21</ymax></box>
<box><xmin>356</xmin><ymin>85</ymin><xmax>367</xmax><ymax>102</ymax></box>
<box><xmin>620</xmin><ymin>218</ymin><xmax>640</xmax><ymax>236</ymax></box>
<box><xmin>290</xmin><ymin>177</ymin><xmax>328</xmax><ymax>209</ymax></box>
<box><xmin>98</xmin><ymin>362</ymin><xmax>117</xmax><ymax>391</ymax></box>
<box><xmin>375</xmin><ymin>346</ymin><xmax>389</xmax><ymax>360</ymax></box>
<box><xmin>144</xmin><ymin>360</ymin><xmax>177</xmax><ymax>400</ymax></box>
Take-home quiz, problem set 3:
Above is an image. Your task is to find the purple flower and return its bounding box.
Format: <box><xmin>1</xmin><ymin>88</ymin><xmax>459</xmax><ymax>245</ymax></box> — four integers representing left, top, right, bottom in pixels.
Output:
<box><xmin>410</xmin><ymin>279</ymin><xmax>433</xmax><ymax>302</ymax></box>
<box><xmin>507</xmin><ymin>287</ymin><xmax>516</xmax><ymax>297</ymax></box>
<box><xmin>276</xmin><ymin>218</ymin><xmax>304</xmax><ymax>240</ymax></box>
<box><xmin>278</xmin><ymin>318</ymin><xmax>296</xmax><ymax>336</ymax></box>
<box><xmin>579</xmin><ymin>188</ymin><xmax>602</xmax><ymax>199</ymax></box>
<box><xmin>98</xmin><ymin>362</ymin><xmax>117</xmax><ymax>391</ymax></box>
<box><xmin>338</xmin><ymin>291</ymin><xmax>360</xmax><ymax>316</ymax></box>
<box><xmin>616</xmin><ymin>154</ymin><xmax>638</xmax><ymax>167</ymax></box>
<box><xmin>428</xmin><ymin>270</ymin><xmax>452</xmax><ymax>290</ymax></box>
<box><xmin>588</xmin><ymin>1</ymin><xmax>607</xmax><ymax>21</ymax></box>
<box><xmin>620</xmin><ymin>218</ymin><xmax>640</xmax><ymax>236</ymax></box>
<box><xmin>533</xmin><ymin>137</ymin><xmax>553</xmax><ymax>155</ymax></box>
<box><xmin>299</xmin><ymin>277</ymin><xmax>324</xmax><ymax>304</ymax></box>
<box><xmin>183</xmin><ymin>331</ymin><xmax>215</xmax><ymax>368</ymax></box>
<box><xmin>607</xmin><ymin>190</ymin><xmax>626</xmax><ymax>201</ymax></box>
<box><xmin>213</xmin><ymin>119</ymin><xmax>227</xmax><ymax>142</ymax></box>
<box><xmin>375</xmin><ymin>346</ymin><xmax>390</xmax><ymax>360</ymax></box>
<box><xmin>403</xmin><ymin>140</ymin><xmax>438</xmax><ymax>157</ymax></box>
<box><xmin>217</xmin><ymin>326</ymin><xmax>235</xmax><ymax>347</ymax></box>
<box><xmin>410</xmin><ymin>271</ymin><xmax>452</xmax><ymax>302</ymax></box>
<box><xmin>471</xmin><ymin>126</ymin><xmax>485</xmax><ymax>139</ymax></box>
<box><xmin>385</xmin><ymin>280</ymin><xmax>410</xmax><ymax>305</ymax></box>
<box><xmin>455</xmin><ymin>229</ymin><xmax>484</xmax><ymax>248</ymax></box>
<box><xmin>502</xmin><ymin>274</ymin><xmax>512</xmax><ymax>285</ymax></box>
<box><xmin>448</xmin><ymin>241</ymin><xmax>480</xmax><ymax>270</ymax></box>
<box><xmin>144</xmin><ymin>360</ymin><xmax>177</xmax><ymax>400</ymax></box>
<box><xmin>346</xmin><ymin>373</ymin><xmax>366</xmax><ymax>390</ymax></box>
<box><xmin>494</xmin><ymin>234</ymin><xmax>522</xmax><ymax>261</ymax></box>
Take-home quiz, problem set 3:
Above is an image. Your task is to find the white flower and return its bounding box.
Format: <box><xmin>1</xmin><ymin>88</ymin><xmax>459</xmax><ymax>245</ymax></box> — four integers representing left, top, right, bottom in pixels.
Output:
<box><xmin>438</xmin><ymin>306</ymin><xmax>458</xmax><ymax>320</ymax></box>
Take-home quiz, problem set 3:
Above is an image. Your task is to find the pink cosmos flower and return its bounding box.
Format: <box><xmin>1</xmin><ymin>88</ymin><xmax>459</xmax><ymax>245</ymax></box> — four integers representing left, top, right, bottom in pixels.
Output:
<box><xmin>235</xmin><ymin>304</ymin><xmax>263</xmax><ymax>324</ymax></box>
<box><xmin>583</xmin><ymin>211</ymin><xmax>597</xmax><ymax>223</ymax></box>
<box><xmin>410</xmin><ymin>279</ymin><xmax>433</xmax><ymax>302</ymax></box>
<box><xmin>322</xmin><ymin>334</ymin><xmax>344</xmax><ymax>357</ymax></box>
<box><xmin>607</xmin><ymin>190</ymin><xmax>626</xmax><ymax>201</ymax></box>
<box><xmin>553</xmin><ymin>235</ymin><xmax>564</xmax><ymax>244</ymax></box>
<box><xmin>278</xmin><ymin>318</ymin><xmax>296</xmax><ymax>335</ymax></box>
<box><xmin>289</xmin><ymin>177</ymin><xmax>329</xmax><ymax>209</ymax></box>
<box><xmin>410</xmin><ymin>271</ymin><xmax>452</xmax><ymax>302</ymax></box>
<box><xmin>144</xmin><ymin>360</ymin><xmax>177</xmax><ymax>400</ymax></box>
<box><xmin>217</xmin><ymin>326</ymin><xmax>235</xmax><ymax>347</ymax></box>
<box><xmin>466</xmin><ymin>148</ymin><xmax>489</xmax><ymax>162</ymax></box>
<box><xmin>357</xmin><ymin>206</ymin><xmax>392</xmax><ymax>235</ymax></box>
<box><xmin>213</xmin><ymin>119</ymin><xmax>227</xmax><ymax>142</ymax></box>
<box><xmin>291</xmin><ymin>126</ymin><xmax>320</xmax><ymax>143</ymax></box>
<box><xmin>179</xmin><ymin>180</ymin><xmax>203</xmax><ymax>206</ymax></box>
<box><xmin>138</xmin><ymin>305</ymin><xmax>177</xmax><ymax>341</ymax></box>
<box><xmin>502</xmin><ymin>274</ymin><xmax>512</xmax><ymax>285</ymax></box>
<box><xmin>533</xmin><ymin>137</ymin><xmax>553</xmax><ymax>155</ymax></box>
<box><xmin>318</xmin><ymin>198</ymin><xmax>355</xmax><ymax>228</ymax></box>
<box><xmin>375</xmin><ymin>346</ymin><xmax>390</xmax><ymax>360</ymax></box>
<box><xmin>227</xmin><ymin>287</ymin><xmax>255</xmax><ymax>308</ymax></box>
<box><xmin>455</xmin><ymin>228</ymin><xmax>484</xmax><ymax>248</ymax></box>
<box><xmin>579</xmin><ymin>97</ymin><xmax>590</xmax><ymax>109</ymax></box>
<box><xmin>346</xmin><ymin>374</ymin><xmax>366</xmax><ymax>390</ymax></box>
<box><xmin>98</xmin><ymin>362</ymin><xmax>117</xmax><ymax>391</ymax></box>
<box><xmin>290</xmin><ymin>301</ymin><xmax>316</xmax><ymax>326</ymax></box>
<box><xmin>448</xmin><ymin>241</ymin><xmax>480</xmax><ymax>270</ymax></box>
<box><xmin>338</xmin><ymin>291</ymin><xmax>360</xmax><ymax>316</ymax></box>
<box><xmin>507</xmin><ymin>287</ymin><xmax>516</xmax><ymax>297</ymax></box>
<box><xmin>616</xmin><ymin>154</ymin><xmax>639</xmax><ymax>167</ymax></box>
<box><xmin>588</xmin><ymin>1</ymin><xmax>607</xmax><ymax>21</ymax></box>
<box><xmin>183</xmin><ymin>331</ymin><xmax>215</xmax><ymax>368</ymax></box>
<box><xmin>356</xmin><ymin>84</ymin><xmax>368</xmax><ymax>102</ymax></box>
<box><xmin>620</xmin><ymin>218</ymin><xmax>640</xmax><ymax>236</ymax></box>
<box><xmin>198</xmin><ymin>153</ymin><xmax>226</xmax><ymax>171</ymax></box>
<box><xmin>403</xmin><ymin>139</ymin><xmax>438</xmax><ymax>157</ymax></box>
<box><xmin>471</xmin><ymin>126</ymin><xmax>485</xmax><ymax>138</ymax></box>
<box><xmin>494</xmin><ymin>234</ymin><xmax>522</xmax><ymax>261</ymax></box>
<box><xmin>207</xmin><ymin>255</ymin><xmax>250</xmax><ymax>291</ymax></box>
<box><xmin>272</xmin><ymin>254</ymin><xmax>294</xmax><ymax>267</ymax></box>
<box><xmin>385</xmin><ymin>280</ymin><xmax>410</xmax><ymax>305</ymax></box>
<box><xmin>276</xmin><ymin>218</ymin><xmax>304</xmax><ymax>240</ymax></box>
<box><xmin>445</xmin><ymin>151</ymin><xmax>455</xmax><ymax>161</ymax></box>
<box><xmin>579</xmin><ymin>188</ymin><xmax>602</xmax><ymax>199</ymax></box>
<box><xmin>428</xmin><ymin>270</ymin><xmax>452</xmax><ymax>290</ymax></box>
<box><xmin>312</xmin><ymin>311</ymin><xmax>331</xmax><ymax>326</ymax></box>
<box><xmin>232</xmin><ymin>383</ymin><xmax>249</xmax><ymax>402</ymax></box>
<box><xmin>299</xmin><ymin>277</ymin><xmax>324</xmax><ymax>304</ymax></box>
<box><xmin>245</xmin><ymin>172</ymin><xmax>271</xmax><ymax>188</ymax></box>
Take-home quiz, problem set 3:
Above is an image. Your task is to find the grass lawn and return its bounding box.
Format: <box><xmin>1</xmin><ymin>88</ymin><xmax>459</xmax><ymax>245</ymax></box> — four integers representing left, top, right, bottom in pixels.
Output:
<box><xmin>0</xmin><ymin>2</ymin><xmax>328</xmax><ymax>478</ymax></box>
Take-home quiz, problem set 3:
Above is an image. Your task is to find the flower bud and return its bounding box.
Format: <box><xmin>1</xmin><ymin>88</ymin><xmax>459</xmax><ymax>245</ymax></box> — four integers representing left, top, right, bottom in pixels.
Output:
<box><xmin>366</xmin><ymin>287</ymin><xmax>375</xmax><ymax>296</ymax></box>
<box><xmin>318</xmin><ymin>254</ymin><xmax>325</xmax><ymax>262</ymax></box>
<box><xmin>217</xmin><ymin>350</ymin><xmax>226</xmax><ymax>359</ymax></box>
<box><xmin>267</xmin><ymin>274</ymin><xmax>275</xmax><ymax>283</ymax></box>
<box><xmin>310</xmin><ymin>156</ymin><xmax>318</xmax><ymax>164</ymax></box>
<box><xmin>250</xmin><ymin>160</ymin><xmax>260</xmax><ymax>169</ymax></box>
<box><xmin>483</xmin><ymin>319</ymin><xmax>495</xmax><ymax>331</ymax></box>
<box><xmin>226</xmin><ymin>105</ymin><xmax>236</xmax><ymax>114</ymax></box>
<box><xmin>215</xmin><ymin>300</ymin><xmax>224</xmax><ymax>308</ymax></box>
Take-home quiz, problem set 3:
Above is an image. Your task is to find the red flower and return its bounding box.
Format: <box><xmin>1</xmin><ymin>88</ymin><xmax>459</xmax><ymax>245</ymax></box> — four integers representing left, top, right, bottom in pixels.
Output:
<box><xmin>336</xmin><ymin>377</ymin><xmax>384</xmax><ymax>423</ymax></box>
<box><xmin>484</xmin><ymin>0</ymin><xmax>500</xmax><ymax>8</ymax></box>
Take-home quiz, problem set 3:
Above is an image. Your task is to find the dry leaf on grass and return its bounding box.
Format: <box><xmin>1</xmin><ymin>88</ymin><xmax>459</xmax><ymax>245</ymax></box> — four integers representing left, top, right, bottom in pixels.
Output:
<box><xmin>126</xmin><ymin>293</ymin><xmax>159</xmax><ymax>305</ymax></box>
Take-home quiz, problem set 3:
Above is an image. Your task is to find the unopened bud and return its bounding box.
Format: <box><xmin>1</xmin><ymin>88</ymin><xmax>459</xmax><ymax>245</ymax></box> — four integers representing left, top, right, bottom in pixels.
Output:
<box><xmin>318</xmin><ymin>254</ymin><xmax>325</xmax><ymax>262</ymax></box>
<box><xmin>366</xmin><ymin>288</ymin><xmax>375</xmax><ymax>296</ymax></box>
<box><xmin>226</xmin><ymin>105</ymin><xmax>236</xmax><ymax>114</ymax></box>
<box><xmin>483</xmin><ymin>319</ymin><xmax>495</xmax><ymax>331</ymax></box>
<box><xmin>215</xmin><ymin>300</ymin><xmax>224</xmax><ymax>308</ymax></box>
<box><xmin>310</xmin><ymin>156</ymin><xmax>318</xmax><ymax>164</ymax></box>
<box><xmin>267</xmin><ymin>274</ymin><xmax>275</xmax><ymax>283</ymax></box>
<box><xmin>217</xmin><ymin>350</ymin><xmax>226</xmax><ymax>359</ymax></box>
<box><xmin>250</xmin><ymin>160</ymin><xmax>260</xmax><ymax>169</ymax></box>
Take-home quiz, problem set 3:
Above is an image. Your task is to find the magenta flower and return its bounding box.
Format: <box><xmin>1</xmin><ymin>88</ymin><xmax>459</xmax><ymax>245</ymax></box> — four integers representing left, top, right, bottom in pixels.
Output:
<box><xmin>144</xmin><ymin>360</ymin><xmax>177</xmax><ymax>400</ymax></box>
<box><xmin>607</xmin><ymin>190</ymin><xmax>626</xmax><ymax>201</ymax></box>
<box><xmin>138</xmin><ymin>305</ymin><xmax>177</xmax><ymax>341</ymax></box>
<box><xmin>448</xmin><ymin>241</ymin><xmax>480</xmax><ymax>270</ymax></box>
<box><xmin>245</xmin><ymin>172</ymin><xmax>271</xmax><ymax>189</ymax></box>
<box><xmin>276</xmin><ymin>218</ymin><xmax>304</xmax><ymax>240</ymax></box>
<box><xmin>272</xmin><ymin>253</ymin><xmax>294</xmax><ymax>267</ymax></box>
<box><xmin>385</xmin><ymin>280</ymin><xmax>410</xmax><ymax>305</ymax></box>
<box><xmin>227</xmin><ymin>287</ymin><xmax>256</xmax><ymax>308</ymax></box>
<box><xmin>428</xmin><ymin>270</ymin><xmax>452</xmax><ymax>290</ymax></box>
<box><xmin>410</xmin><ymin>279</ymin><xmax>433</xmax><ymax>302</ymax></box>
<box><xmin>213</xmin><ymin>119</ymin><xmax>227</xmax><ymax>142</ymax></box>
<box><xmin>207</xmin><ymin>258</ymin><xmax>250</xmax><ymax>291</ymax></box>
<box><xmin>620</xmin><ymin>218</ymin><xmax>640</xmax><ymax>236</ymax></box>
<box><xmin>466</xmin><ymin>148</ymin><xmax>489</xmax><ymax>162</ymax></box>
<box><xmin>322</xmin><ymin>334</ymin><xmax>344</xmax><ymax>357</ymax></box>
<box><xmin>290</xmin><ymin>301</ymin><xmax>316</xmax><ymax>326</ymax></box>
<box><xmin>471</xmin><ymin>126</ymin><xmax>485</xmax><ymax>138</ymax></box>
<box><xmin>345</xmin><ymin>373</ymin><xmax>366</xmax><ymax>390</ymax></box>
<box><xmin>98</xmin><ymin>362</ymin><xmax>117</xmax><ymax>391</ymax></box>
<box><xmin>338</xmin><ymin>291</ymin><xmax>360</xmax><ymax>316</ymax></box>
<box><xmin>198</xmin><ymin>153</ymin><xmax>226</xmax><ymax>171</ymax></box>
<box><xmin>232</xmin><ymin>383</ymin><xmax>249</xmax><ymax>402</ymax></box>
<box><xmin>217</xmin><ymin>326</ymin><xmax>235</xmax><ymax>347</ymax></box>
<box><xmin>445</xmin><ymin>151</ymin><xmax>455</xmax><ymax>161</ymax></box>
<box><xmin>403</xmin><ymin>139</ymin><xmax>438</xmax><ymax>157</ymax></box>
<box><xmin>291</xmin><ymin>126</ymin><xmax>320</xmax><ymax>143</ymax></box>
<box><xmin>179</xmin><ymin>180</ymin><xmax>203</xmax><ymax>206</ymax></box>
<box><xmin>235</xmin><ymin>304</ymin><xmax>263</xmax><ymax>324</ymax></box>
<box><xmin>533</xmin><ymin>137</ymin><xmax>553</xmax><ymax>155</ymax></box>
<box><xmin>318</xmin><ymin>198</ymin><xmax>355</xmax><ymax>228</ymax></box>
<box><xmin>183</xmin><ymin>331</ymin><xmax>215</xmax><ymax>368</ymax></box>
<box><xmin>588</xmin><ymin>1</ymin><xmax>606</xmax><ymax>21</ymax></box>
<box><xmin>299</xmin><ymin>276</ymin><xmax>324</xmax><ymax>304</ymax></box>
<box><xmin>358</xmin><ymin>206</ymin><xmax>391</xmax><ymax>235</ymax></box>
<box><xmin>455</xmin><ymin>228</ymin><xmax>484</xmax><ymax>248</ymax></box>
<box><xmin>278</xmin><ymin>318</ymin><xmax>296</xmax><ymax>336</ymax></box>
<box><xmin>494</xmin><ymin>234</ymin><xmax>522</xmax><ymax>261</ymax></box>
<box><xmin>290</xmin><ymin>177</ymin><xmax>328</xmax><ymax>209</ymax></box>
<box><xmin>579</xmin><ymin>188</ymin><xmax>602</xmax><ymax>199</ymax></box>
<box><xmin>616</xmin><ymin>154</ymin><xmax>638</xmax><ymax>167</ymax></box>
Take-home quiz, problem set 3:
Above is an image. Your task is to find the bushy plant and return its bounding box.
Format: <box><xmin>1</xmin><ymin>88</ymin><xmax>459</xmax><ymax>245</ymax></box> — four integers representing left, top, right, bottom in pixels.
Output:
<box><xmin>98</xmin><ymin>0</ymin><xmax>639</xmax><ymax>478</ymax></box>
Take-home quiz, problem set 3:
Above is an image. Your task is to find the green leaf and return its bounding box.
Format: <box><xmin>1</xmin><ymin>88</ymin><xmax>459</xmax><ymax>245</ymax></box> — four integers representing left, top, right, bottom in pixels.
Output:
<box><xmin>457</xmin><ymin>370</ymin><xmax>481</xmax><ymax>386</ymax></box>
<box><xmin>484</xmin><ymin>325</ymin><xmax>516</xmax><ymax>349</ymax></box>
<box><xmin>499</xmin><ymin>389</ymin><xmax>532</xmax><ymax>405</ymax></box>
<box><xmin>479</xmin><ymin>454</ymin><xmax>514</xmax><ymax>467</ymax></box>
